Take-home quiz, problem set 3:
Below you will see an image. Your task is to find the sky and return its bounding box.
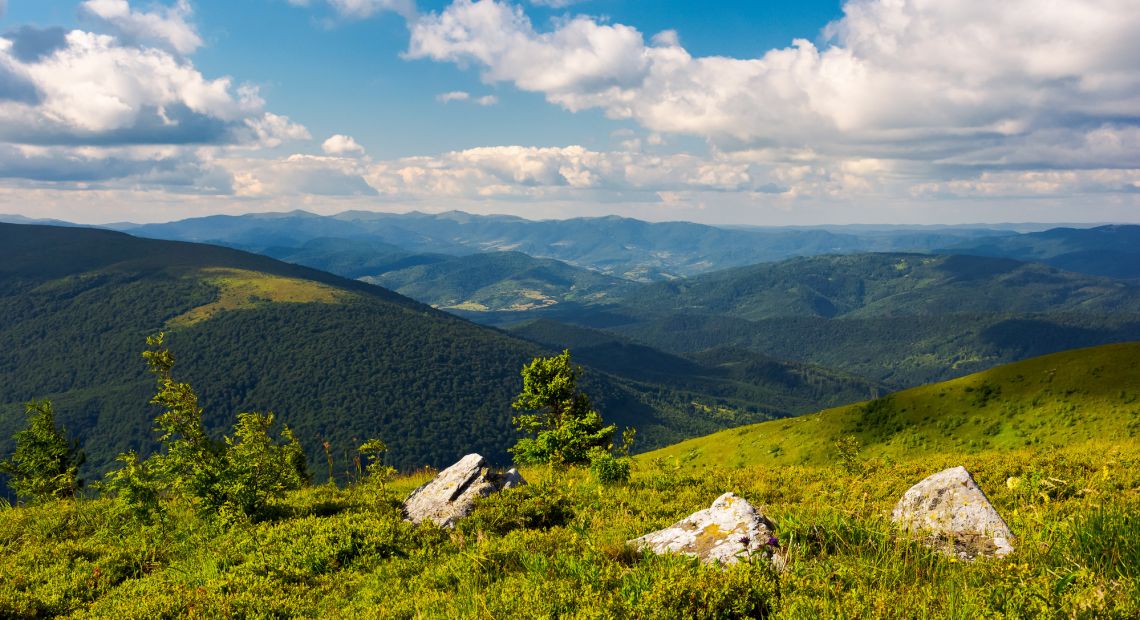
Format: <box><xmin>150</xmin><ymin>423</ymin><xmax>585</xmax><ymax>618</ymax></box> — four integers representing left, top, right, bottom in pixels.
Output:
<box><xmin>0</xmin><ymin>0</ymin><xmax>1138</xmax><ymax>225</ymax></box>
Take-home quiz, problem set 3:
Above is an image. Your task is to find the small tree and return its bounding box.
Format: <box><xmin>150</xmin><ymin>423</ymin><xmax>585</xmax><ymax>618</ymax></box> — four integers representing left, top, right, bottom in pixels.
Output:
<box><xmin>105</xmin><ymin>333</ymin><xmax>307</xmax><ymax>522</ymax></box>
<box><xmin>142</xmin><ymin>332</ymin><xmax>225</xmax><ymax>511</ymax></box>
<box><xmin>510</xmin><ymin>350</ymin><xmax>617</xmax><ymax>466</ymax></box>
<box><xmin>0</xmin><ymin>400</ymin><xmax>84</xmax><ymax>503</ymax></box>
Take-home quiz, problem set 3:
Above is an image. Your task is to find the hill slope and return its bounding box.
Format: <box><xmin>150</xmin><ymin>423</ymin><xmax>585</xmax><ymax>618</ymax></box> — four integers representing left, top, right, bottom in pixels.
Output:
<box><xmin>621</xmin><ymin>253</ymin><xmax>1140</xmax><ymax>321</ymax></box>
<box><xmin>643</xmin><ymin>342</ymin><xmax>1140</xmax><ymax>469</ymax></box>
<box><xmin>361</xmin><ymin>252</ymin><xmax>630</xmax><ymax>312</ymax></box>
<box><xmin>0</xmin><ymin>224</ymin><xmax>857</xmax><ymax>475</ymax></box>
<box><xmin>509</xmin><ymin>319</ymin><xmax>882</xmax><ymax>414</ymax></box>
<box><xmin>941</xmin><ymin>224</ymin><xmax>1140</xmax><ymax>279</ymax></box>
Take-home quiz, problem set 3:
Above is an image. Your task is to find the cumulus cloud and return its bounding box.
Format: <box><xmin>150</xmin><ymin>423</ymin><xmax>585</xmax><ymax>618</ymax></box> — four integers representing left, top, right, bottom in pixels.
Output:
<box><xmin>322</xmin><ymin>134</ymin><xmax>366</xmax><ymax>156</ymax></box>
<box><xmin>80</xmin><ymin>0</ymin><xmax>203</xmax><ymax>55</ymax></box>
<box><xmin>407</xmin><ymin>0</ymin><xmax>1140</xmax><ymax>170</ymax></box>
<box><xmin>0</xmin><ymin>12</ymin><xmax>308</xmax><ymax>197</ymax></box>
<box><xmin>0</xmin><ymin>30</ymin><xmax>307</xmax><ymax>147</ymax></box>
<box><xmin>290</xmin><ymin>0</ymin><xmax>416</xmax><ymax>20</ymax></box>
<box><xmin>528</xmin><ymin>0</ymin><xmax>585</xmax><ymax>7</ymax></box>
<box><xmin>436</xmin><ymin>90</ymin><xmax>470</xmax><ymax>103</ymax></box>
<box><xmin>436</xmin><ymin>90</ymin><xmax>497</xmax><ymax>105</ymax></box>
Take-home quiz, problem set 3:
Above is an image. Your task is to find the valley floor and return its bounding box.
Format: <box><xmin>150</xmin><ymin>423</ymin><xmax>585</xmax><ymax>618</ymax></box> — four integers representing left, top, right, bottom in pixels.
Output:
<box><xmin>1</xmin><ymin>441</ymin><xmax>1137</xmax><ymax>618</ymax></box>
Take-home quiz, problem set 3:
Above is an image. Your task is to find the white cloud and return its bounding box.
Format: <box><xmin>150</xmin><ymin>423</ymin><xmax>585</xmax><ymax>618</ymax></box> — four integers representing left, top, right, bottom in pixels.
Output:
<box><xmin>436</xmin><ymin>90</ymin><xmax>497</xmax><ymax>105</ymax></box>
<box><xmin>322</xmin><ymin>133</ymin><xmax>366</xmax><ymax>155</ymax></box>
<box><xmin>528</xmin><ymin>0</ymin><xmax>585</xmax><ymax>7</ymax></box>
<box><xmin>80</xmin><ymin>0</ymin><xmax>203</xmax><ymax>55</ymax></box>
<box><xmin>0</xmin><ymin>30</ymin><xmax>306</xmax><ymax>147</ymax></box>
<box><xmin>292</xmin><ymin>0</ymin><xmax>417</xmax><ymax>20</ymax></box>
<box><xmin>436</xmin><ymin>90</ymin><xmax>470</xmax><ymax>103</ymax></box>
<box><xmin>407</xmin><ymin>0</ymin><xmax>1140</xmax><ymax>171</ymax></box>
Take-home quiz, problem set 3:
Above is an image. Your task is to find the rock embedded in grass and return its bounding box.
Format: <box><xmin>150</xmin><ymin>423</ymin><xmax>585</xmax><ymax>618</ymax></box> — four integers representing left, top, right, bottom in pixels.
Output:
<box><xmin>403</xmin><ymin>453</ymin><xmax>526</xmax><ymax>528</ymax></box>
<box><xmin>628</xmin><ymin>492</ymin><xmax>784</xmax><ymax>567</ymax></box>
<box><xmin>892</xmin><ymin>465</ymin><xmax>1014</xmax><ymax>560</ymax></box>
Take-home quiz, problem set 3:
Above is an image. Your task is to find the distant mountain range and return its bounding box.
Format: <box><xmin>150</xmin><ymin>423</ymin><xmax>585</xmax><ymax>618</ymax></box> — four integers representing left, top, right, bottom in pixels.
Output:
<box><xmin>938</xmin><ymin>225</ymin><xmax>1140</xmax><ymax>279</ymax></box>
<box><xmin>4</xmin><ymin>212</ymin><xmax>1139</xmax><ymax>451</ymax></box>
<box><xmin>0</xmin><ymin>223</ymin><xmax>884</xmax><ymax>476</ymax></box>
<box><xmin>111</xmin><ymin>210</ymin><xmax>1025</xmax><ymax>281</ymax></box>
<box><xmin>484</xmin><ymin>252</ymin><xmax>1140</xmax><ymax>388</ymax></box>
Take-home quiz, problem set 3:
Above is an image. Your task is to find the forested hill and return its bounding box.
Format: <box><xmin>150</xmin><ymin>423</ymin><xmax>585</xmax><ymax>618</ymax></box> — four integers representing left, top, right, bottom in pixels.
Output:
<box><xmin>621</xmin><ymin>252</ymin><xmax>1140</xmax><ymax>321</ymax></box>
<box><xmin>0</xmin><ymin>224</ymin><xmax>829</xmax><ymax>477</ymax></box>
<box><xmin>0</xmin><ymin>223</ymin><xmax>413</xmax><ymax>306</ymax></box>
<box><xmin>939</xmin><ymin>224</ymin><xmax>1140</xmax><ymax>279</ymax></box>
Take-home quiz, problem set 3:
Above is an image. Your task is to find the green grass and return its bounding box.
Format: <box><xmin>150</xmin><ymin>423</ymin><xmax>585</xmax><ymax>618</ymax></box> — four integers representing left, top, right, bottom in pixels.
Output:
<box><xmin>6</xmin><ymin>336</ymin><xmax>1140</xmax><ymax>618</ymax></box>
<box><xmin>643</xmin><ymin>342</ymin><xmax>1140</xmax><ymax>470</ymax></box>
<box><xmin>1</xmin><ymin>440</ymin><xmax>1136</xmax><ymax>618</ymax></box>
<box><xmin>167</xmin><ymin>268</ymin><xmax>354</xmax><ymax>327</ymax></box>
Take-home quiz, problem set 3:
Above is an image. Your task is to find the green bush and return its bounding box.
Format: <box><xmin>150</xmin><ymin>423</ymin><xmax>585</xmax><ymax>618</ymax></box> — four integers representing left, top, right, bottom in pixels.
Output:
<box><xmin>460</xmin><ymin>483</ymin><xmax>575</xmax><ymax>536</ymax></box>
<box><xmin>588</xmin><ymin>447</ymin><xmax>631</xmax><ymax>484</ymax></box>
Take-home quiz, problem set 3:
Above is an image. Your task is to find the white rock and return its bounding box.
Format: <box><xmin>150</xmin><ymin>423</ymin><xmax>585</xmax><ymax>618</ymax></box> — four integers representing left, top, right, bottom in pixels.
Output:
<box><xmin>892</xmin><ymin>465</ymin><xmax>1014</xmax><ymax>560</ymax></box>
<box><xmin>629</xmin><ymin>492</ymin><xmax>783</xmax><ymax>567</ymax></box>
<box><xmin>403</xmin><ymin>454</ymin><xmax>526</xmax><ymax>528</ymax></box>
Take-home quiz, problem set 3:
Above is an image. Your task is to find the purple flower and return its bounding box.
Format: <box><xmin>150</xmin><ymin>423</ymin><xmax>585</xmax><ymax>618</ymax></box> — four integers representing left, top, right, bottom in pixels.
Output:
<box><xmin>766</xmin><ymin>535</ymin><xmax>779</xmax><ymax>548</ymax></box>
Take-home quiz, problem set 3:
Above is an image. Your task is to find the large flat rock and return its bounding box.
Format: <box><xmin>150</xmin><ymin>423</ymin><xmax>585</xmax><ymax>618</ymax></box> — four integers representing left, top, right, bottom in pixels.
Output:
<box><xmin>403</xmin><ymin>453</ymin><xmax>525</xmax><ymax>528</ymax></box>
<box><xmin>629</xmin><ymin>492</ymin><xmax>783</xmax><ymax>567</ymax></box>
<box><xmin>892</xmin><ymin>465</ymin><xmax>1014</xmax><ymax>560</ymax></box>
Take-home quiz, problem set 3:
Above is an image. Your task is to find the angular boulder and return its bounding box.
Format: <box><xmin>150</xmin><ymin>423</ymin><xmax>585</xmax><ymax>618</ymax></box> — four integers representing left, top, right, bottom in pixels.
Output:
<box><xmin>892</xmin><ymin>466</ymin><xmax>1014</xmax><ymax>560</ymax></box>
<box><xmin>403</xmin><ymin>453</ymin><xmax>526</xmax><ymax>528</ymax></box>
<box><xmin>629</xmin><ymin>493</ymin><xmax>783</xmax><ymax>567</ymax></box>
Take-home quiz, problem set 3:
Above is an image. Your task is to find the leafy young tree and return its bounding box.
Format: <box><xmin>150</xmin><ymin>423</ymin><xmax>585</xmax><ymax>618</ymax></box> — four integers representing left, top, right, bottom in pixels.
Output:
<box><xmin>510</xmin><ymin>350</ymin><xmax>617</xmax><ymax>466</ymax></box>
<box><xmin>217</xmin><ymin>412</ymin><xmax>309</xmax><ymax>519</ymax></box>
<box><xmin>142</xmin><ymin>332</ymin><xmax>225</xmax><ymax>511</ymax></box>
<box><xmin>0</xmin><ymin>400</ymin><xmax>84</xmax><ymax>502</ymax></box>
<box><xmin>104</xmin><ymin>333</ymin><xmax>308</xmax><ymax>522</ymax></box>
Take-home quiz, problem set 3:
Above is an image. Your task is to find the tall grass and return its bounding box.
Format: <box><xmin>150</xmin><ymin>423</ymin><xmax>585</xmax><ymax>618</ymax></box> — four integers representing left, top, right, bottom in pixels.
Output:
<box><xmin>0</xmin><ymin>442</ymin><xmax>1137</xmax><ymax>618</ymax></box>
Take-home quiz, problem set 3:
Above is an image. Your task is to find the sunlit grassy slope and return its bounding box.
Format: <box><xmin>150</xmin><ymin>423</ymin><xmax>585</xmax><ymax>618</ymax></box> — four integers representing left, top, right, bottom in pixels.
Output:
<box><xmin>168</xmin><ymin>268</ymin><xmax>355</xmax><ymax>327</ymax></box>
<box><xmin>643</xmin><ymin>342</ymin><xmax>1140</xmax><ymax>470</ymax></box>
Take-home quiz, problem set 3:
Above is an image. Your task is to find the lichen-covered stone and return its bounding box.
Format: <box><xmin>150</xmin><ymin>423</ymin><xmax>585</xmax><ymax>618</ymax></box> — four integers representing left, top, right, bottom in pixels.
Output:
<box><xmin>628</xmin><ymin>492</ymin><xmax>783</xmax><ymax>567</ymax></box>
<box><xmin>892</xmin><ymin>465</ymin><xmax>1014</xmax><ymax>560</ymax></box>
<box><xmin>403</xmin><ymin>454</ymin><xmax>526</xmax><ymax>528</ymax></box>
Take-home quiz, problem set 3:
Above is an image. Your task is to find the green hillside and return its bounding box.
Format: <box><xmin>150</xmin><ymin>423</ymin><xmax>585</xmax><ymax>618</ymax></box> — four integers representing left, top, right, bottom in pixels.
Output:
<box><xmin>609</xmin><ymin>311</ymin><xmax>1140</xmax><ymax>387</ymax></box>
<box><xmin>941</xmin><ymin>224</ymin><xmax>1140</xmax><ymax>279</ymax></box>
<box><xmin>643</xmin><ymin>342</ymin><xmax>1140</xmax><ymax>469</ymax></box>
<box><xmin>0</xmin><ymin>224</ymin><xmax>866</xmax><ymax>477</ymax></box>
<box><xmin>623</xmin><ymin>253</ymin><xmax>1140</xmax><ymax>320</ymax></box>
<box><xmin>362</xmin><ymin>251</ymin><xmax>630</xmax><ymax>312</ymax></box>
<box><xmin>509</xmin><ymin>319</ymin><xmax>882</xmax><ymax>414</ymax></box>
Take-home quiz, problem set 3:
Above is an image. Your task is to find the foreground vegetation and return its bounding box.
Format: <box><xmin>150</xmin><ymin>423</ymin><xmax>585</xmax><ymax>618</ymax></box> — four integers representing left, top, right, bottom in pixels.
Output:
<box><xmin>3</xmin><ymin>340</ymin><xmax>1139</xmax><ymax>615</ymax></box>
<box><xmin>1</xmin><ymin>439</ymin><xmax>1136</xmax><ymax>618</ymax></box>
<box><xmin>1</xmin><ymin>343</ymin><xmax>1138</xmax><ymax>617</ymax></box>
<box><xmin>648</xmin><ymin>342</ymin><xmax>1140</xmax><ymax>469</ymax></box>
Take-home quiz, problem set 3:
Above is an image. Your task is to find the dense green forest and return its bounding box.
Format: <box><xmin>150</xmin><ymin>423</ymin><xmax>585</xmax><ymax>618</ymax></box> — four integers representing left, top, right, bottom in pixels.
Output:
<box><xmin>619</xmin><ymin>253</ymin><xmax>1140</xmax><ymax>320</ymax></box>
<box><xmin>940</xmin><ymin>224</ymin><xmax>1140</xmax><ymax>279</ymax></box>
<box><xmin>0</xmin><ymin>224</ymin><xmax>862</xmax><ymax>482</ymax></box>
<box><xmin>360</xmin><ymin>251</ymin><xmax>630</xmax><ymax>311</ymax></box>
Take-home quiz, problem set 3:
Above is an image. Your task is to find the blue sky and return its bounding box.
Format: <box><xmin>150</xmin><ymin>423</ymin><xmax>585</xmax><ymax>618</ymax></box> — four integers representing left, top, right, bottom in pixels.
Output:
<box><xmin>0</xmin><ymin>0</ymin><xmax>1137</xmax><ymax>225</ymax></box>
